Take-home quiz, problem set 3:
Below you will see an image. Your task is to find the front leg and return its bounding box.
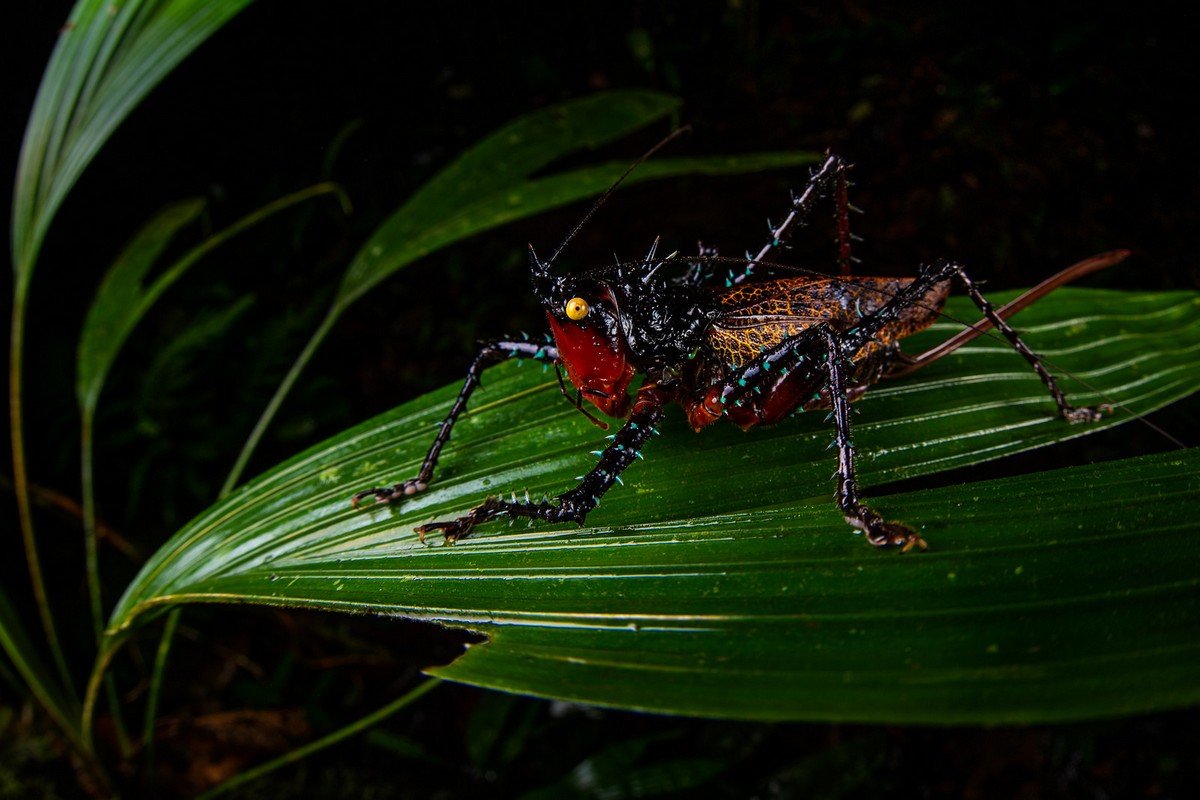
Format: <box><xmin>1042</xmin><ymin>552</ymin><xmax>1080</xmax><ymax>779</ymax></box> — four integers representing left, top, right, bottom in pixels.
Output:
<box><xmin>417</xmin><ymin>387</ymin><xmax>669</xmax><ymax>543</ymax></box>
<box><xmin>352</xmin><ymin>337</ymin><xmax>557</xmax><ymax>508</ymax></box>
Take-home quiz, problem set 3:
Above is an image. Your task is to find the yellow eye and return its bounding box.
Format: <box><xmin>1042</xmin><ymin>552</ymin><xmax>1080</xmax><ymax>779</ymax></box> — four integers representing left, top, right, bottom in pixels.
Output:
<box><xmin>565</xmin><ymin>297</ymin><xmax>589</xmax><ymax>320</ymax></box>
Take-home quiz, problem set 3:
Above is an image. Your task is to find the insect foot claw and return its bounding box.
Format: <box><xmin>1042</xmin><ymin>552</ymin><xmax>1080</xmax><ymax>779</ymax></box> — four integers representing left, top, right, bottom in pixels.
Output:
<box><xmin>414</xmin><ymin>518</ymin><xmax>473</xmax><ymax>545</ymax></box>
<box><xmin>1063</xmin><ymin>404</ymin><xmax>1113</xmax><ymax>424</ymax></box>
<box><xmin>848</xmin><ymin>510</ymin><xmax>928</xmax><ymax>553</ymax></box>
<box><xmin>897</xmin><ymin>531</ymin><xmax>929</xmax><ymax>554</ymax></box>
<box><xmin>870</xmin><ymin>523</ymin><xmax>927</xmax><ymax>553</ymax></box>
<box><xmin>350</xmin><ymin>479</ymin><xmax>429</xmax><ymax>508</ymax></box>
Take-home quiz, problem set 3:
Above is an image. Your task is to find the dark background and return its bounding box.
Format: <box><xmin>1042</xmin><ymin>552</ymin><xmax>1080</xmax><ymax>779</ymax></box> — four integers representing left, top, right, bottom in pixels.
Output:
<box><xmin>4</xmin><ymin>2</ymin><xmax>1198</xmax><ymax>797</ymax></box>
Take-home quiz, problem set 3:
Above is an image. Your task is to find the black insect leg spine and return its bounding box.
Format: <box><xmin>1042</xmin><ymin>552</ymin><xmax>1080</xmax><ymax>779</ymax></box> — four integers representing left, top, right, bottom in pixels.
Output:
<box><xmin>741</xmin><ymin>154</ymin><xmax>853</xmax><ymax>282</ymax></box>
<box><xmin>820</xmin><ymin>328</ymin><xmax>901</xmax><ymax>546</ymax></box>
<box><xmin>715</xmin><ymin>326</ymin><xmax>826</xmax><ymax>411</ymax></box>
<box><xmin>840</xmin><ymin>261</ymin><xmax>1108</xmax><ymax>423</ymax></box>
<box><xmin>951</xmin><ymin>268</ymin><xmax>1109</xmax><ymax>422</ymax></box>
<box><xmin>700</xmin><ymin>322</ymin><xmax>920</xmax><ymax>549</ymax></box>
<box><xmin>353</xmin><ymin>338</ymin><xmax>558</xmax><ymax>506</ymax></box>
<box><xmin>420</xmin><ymin>401</ymin><xmax>666</xmax><ymax>541</ymax></box>
<box><xmin>563</xmin><ymin>402</ymin><xmax>665</xmax><ymax>511</ymax></box>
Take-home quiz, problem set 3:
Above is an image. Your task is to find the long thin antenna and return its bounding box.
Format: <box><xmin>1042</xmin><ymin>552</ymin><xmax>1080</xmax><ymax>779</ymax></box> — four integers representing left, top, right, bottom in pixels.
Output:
<box><xmin>547</xmin><ymin>126</ymin><xmax>692</xmax><ymax>266</ymax></box>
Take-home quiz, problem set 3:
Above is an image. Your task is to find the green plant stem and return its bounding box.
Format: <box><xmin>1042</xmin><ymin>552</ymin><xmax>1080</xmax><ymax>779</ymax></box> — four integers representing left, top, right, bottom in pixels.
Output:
<box><xmin>197</xmin><ymin>677</ymin><xmax>444</xmax><ymax>799</ymax></box>
<box><xmin>80</xmin><ymin>410</ymin><xmax>102</xmax><ymax>641</ymax></box>
<box><xmin>8</xmin><ymin>280</ymin><xmax>78</xmax><ymax>707</ymax></box>
<box><xmin>4</xmin><ymin>282</ymin><xmax>98</xmax><ymax>781</ymax></box>
<box><xmin>80</xmin><ymin>409</ymin><xmax>133</xmax><ymax>758</ymax></box>
<box><xmin>221</xmin><ymin>307</ymin><xmax>339</xmax><ymax>496</ymax></box>
<box><xmin>83</xmin><ymin>628</ymin><xmax>127</xmax><ymax>754</ymax></box>
<box><xmin>142</xmin><ymin>608</ymin><xmax>181</xmax><ymax>793</ymax></box>
<box><xmin>101</xmin><ymin>674</ymin><xmax>132</xmax><ymax>755</ymax></box>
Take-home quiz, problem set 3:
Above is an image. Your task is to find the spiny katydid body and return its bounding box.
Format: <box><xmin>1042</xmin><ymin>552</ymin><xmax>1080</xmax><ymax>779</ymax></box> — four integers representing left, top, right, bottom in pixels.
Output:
<box><xmin>354</xmin><ymin>148</ymin><xmax>1122</xmax><ymax>552</ymax></box>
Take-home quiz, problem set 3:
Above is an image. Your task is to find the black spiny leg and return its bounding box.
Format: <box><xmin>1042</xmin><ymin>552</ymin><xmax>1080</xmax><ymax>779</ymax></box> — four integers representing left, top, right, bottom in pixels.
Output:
<box><xmin>680</xmin><ymin>243</ymin><xmax>720</xmax><ymax>286</ymax></box>
<box><xmin>820</xmin><ymin>329</ymin><xmax>926</xmax><ymax>552</ymax></box>
<box><xmin>951</xmin><ymin>267</ymin><xmax>1111</xmax><ymax>423</ymax></box>
<box><xmin>352</xmin><ymin>337</ymin><xmax>558</xmax><ymax>508</ymax></box>
<box><xmin>818</xmin><ymin>261</ymin><xmax>1110</xmax><ymax>548</ymax></box>
<box><xmin>740</xmin><ymin>154</ymin><xmax>855</xmax><ymax>283</ymax></box>
<box><xmin>684</xmin><ymin>155</ymin><xmax>855</xmax><ymax>289</ymax></box>
<box><xmin>841</xmin><ymin>260</ymin><xmax>1112</xmax><ymax>424</ymax></box>
<box><xmin>416</xmin><ymin>390</ymin><xmax>668</xmax><ymax>543</ymax></box>
<box><xmin>704</xmin><ymin>324</ymin><xmax>925</xmax><ymax>551</ymax></box>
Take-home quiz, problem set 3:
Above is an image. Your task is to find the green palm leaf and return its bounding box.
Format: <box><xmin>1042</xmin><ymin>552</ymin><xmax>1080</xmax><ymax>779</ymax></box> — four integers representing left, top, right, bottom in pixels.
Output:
<box><xmin>12</xmin><ymin>0</ymin><xmax>254</xmax><ymax>279</ymax></box>
<box><xmin>104</xmin><ymin>287</ymin><xmax>1200</xmax><ymax>722</ymax></box>
<box><xmin>334</xmin><ymin>89</ymin><xmax>819</xmax><ymax>308</ymax></box>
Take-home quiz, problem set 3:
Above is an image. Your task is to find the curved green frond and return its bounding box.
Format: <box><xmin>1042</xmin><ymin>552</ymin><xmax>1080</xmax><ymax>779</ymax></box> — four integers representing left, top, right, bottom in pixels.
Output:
<box><xmin>12</xmin><ymin>0</ymin><xmax>255</xmax><ymax>281</ymax></box>
<box><xmin>335</xmin><ymin>90</ymin><xmax>818</xmax><ymax>308</ymax></box>
<box><xmin>108</xmin><ymin>288</ymin><xmax>1200</xmax><ymax>722</ymax></box>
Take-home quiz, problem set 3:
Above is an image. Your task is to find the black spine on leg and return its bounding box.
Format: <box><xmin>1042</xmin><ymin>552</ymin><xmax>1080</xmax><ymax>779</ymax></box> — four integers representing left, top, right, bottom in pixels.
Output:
<box><xmin>741</xmin><ymin>154</ymin><xmax>853</xmax><ymax>284</ymax></box>
<box><xmin>820</xmin><ymin>329</ymin><xmax>866</xmax><ymax>527</ymax></box>
<box><xmin>951</xmin><ymin>269</ymin><xmax>1107</xmax><ymax>422</ymax></box>
<box><xmin>836</xmin><ymin>260</ymin><xmax>1107</xmax><ymax>423</ymax></box>
<box><xmin>420</xmin><ymin>339</ymin><xmax>559</xmax><ymax>483</ymax></box>
<box><xmin>418</xmin><ymin>398</ymin><xmax>666</xmax><ymax>541</ymax></box>
<box><xmin>353</xmin><ymin>338</ymin><xmax>558</xmax><ymax>506</ymax></box>
<box><xmin>819</xmin><ymin>328</ymin><xmax>923</xmax><ymax>550</ymax></box>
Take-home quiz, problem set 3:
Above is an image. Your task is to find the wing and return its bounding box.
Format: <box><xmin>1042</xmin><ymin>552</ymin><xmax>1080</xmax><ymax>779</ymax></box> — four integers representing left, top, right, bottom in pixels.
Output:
<box><xmin>705</xmin><ymin>276</ymin><xmax>929</xmax><ymax>367</ymax></box>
